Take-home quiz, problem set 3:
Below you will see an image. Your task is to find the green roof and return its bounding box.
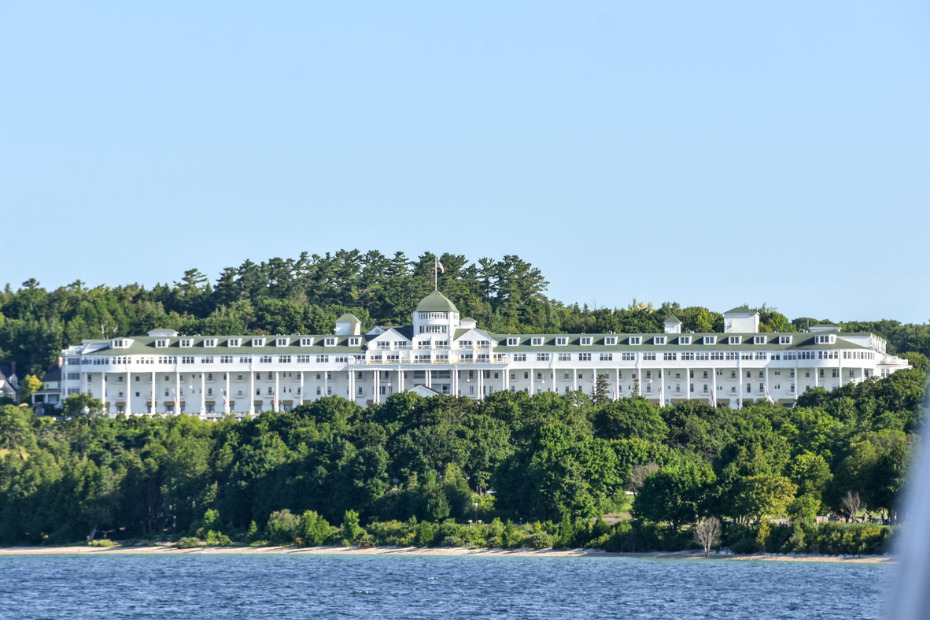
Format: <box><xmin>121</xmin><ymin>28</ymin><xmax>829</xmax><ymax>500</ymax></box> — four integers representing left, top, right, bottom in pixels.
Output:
<box><xmin>335</xmin><ymin>313</ymin><xmax>361</xmax><ymax>325</ymax></box>
<box><xmin>415</xmin><ymin>290</ymin><xmax>459</xmax><ymax>313</ymax></box>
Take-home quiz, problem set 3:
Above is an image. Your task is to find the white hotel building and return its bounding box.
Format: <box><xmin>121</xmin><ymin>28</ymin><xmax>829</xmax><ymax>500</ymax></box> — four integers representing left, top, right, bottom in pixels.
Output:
<box><xmin>58</xmin><ymin>291</ymin><xmax>910</xmax><ymax>417</ymax></box>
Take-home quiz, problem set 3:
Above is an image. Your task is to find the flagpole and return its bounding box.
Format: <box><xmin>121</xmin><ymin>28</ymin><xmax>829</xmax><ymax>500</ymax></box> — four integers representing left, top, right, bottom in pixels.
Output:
<box><xmin>434</xmin><ymin>256</ymin><xmax>438</xmax><ymax>291</ymax></box>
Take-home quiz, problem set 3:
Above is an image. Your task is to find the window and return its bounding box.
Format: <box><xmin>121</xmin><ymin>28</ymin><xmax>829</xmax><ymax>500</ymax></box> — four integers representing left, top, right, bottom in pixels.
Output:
<box><xmin>537</xmin><ymin>353</ymin><xmax>550</xmax><ymax>362</ymax></box>
<box><xmin>754</xmin><ymin>336</ymin><xmax>766</xmax><ymax>345</ymax></box>
<box><xmin>220</xmin><ymin>355</ymin><xmax>233</xmax><ymax>364</ymax></box>
<box><xmin>600</xmin><ymin>353</ymin><xmax>612</xmax><ymax>361</ymax></box>
<box><xmin>252</xmin><ymin>338</ymin><xmax>266</xmax><ymax>347</ymax></box>
<box><xmin>276</xmin><ymin>338</ymin><xmax>290</xmax><ymax>347</ymax></box>
<box><xmin>555</xmin><ymin>337</ymin><xmax>568</xmax><ymax>346</ymax></box>
<box><xmin>324</xmin><ymin>338</ymin><xmax>336</xmax><ymax>347</ymax></box>
<box><xmin>628</xmin><ymin>337</ymin><xmax>641</xmax><ymax>345</ymax></box>
<box><xmin>155</xmin><ymin>339</ymin><xmax>168</xmax><ymax>348</ymax></box>
<box><xmin>704</xmin><ymin>336</ymin><xmax>716</xmax><ymax>345</ymax></box>
<box><xmin>513</xmin><ymin>354</ymin><xmax>527</xmax><ymax>362</ymax></box>
<box><xmin>279</xmin><ymin>355</ymin><xmax>291</xmax><ymax>363</ymax></box>
<box><xmin>578</xmin><ymin>353</ymin><xmax>592</xmax><ymax>361</ymax></box>
<box><xmin>679</xmin><ymin>336</ymin><xmax>691</xmax><ymax>345</ymax></box>
<box><xmin>228</xmin><ymin>338</ymin><xmax>241</xmax><ymax>347</ymax></box>
<box><xmin>622</xmin><ymin>353</ymin><xmax>635</xmax><ymax>361</ymax></box>
<box><xmin>604</xmin><ymin>336</ymin><xmax>617</xmax><ymax>346</ymax></box>
<box><xmin>204</xmin><ymin>338</ymin><xmax>217</xmax><ymax>348</ymax></box>
<box><xmin>180</xmin><ymin>339</ymin><xmax>193</xmax><ymax>348</ymax></box>
<box><xmin>507</xmin><ymin>337</ymin><xmax>520</xmax><ymax>346</ymax></box>
<box><xmin>300</xmin><ymin>337</ymin><xmax>313</xmax><ymax>347</ymax></box>
<box><xmin>663</xmin><ymin>352</ymin><xmax>676</xmax><ymax>361</ymax></box>
<box><xmin>654</xmin><ymin>336</ymin><xmax>667</xmax><ymax>345</ymax></box>
<box><xmin>349</xmin><ymin>337</ymin><xmax>361</xmax><ymax>346</ymax></box>
<box><xmin>531</xmin><ymin>337</ymin><xmax>543</xmax><ymax>346</ymax></box>
<box><xmin>779</xmin><ymin>335</ymin><xmax>792</xmax><ymax>345</ymax></box>
<box><xmin>642</xmin><ymin>353</ymin><xmax>656</xmax><ymax>361</ymax></box>
<box><xmin>558</xmin><ymin>353</ymin><xmax>571</xmax><ymax>362</ymax></box>
<box><xmin>728</xmin><ymin>336</ymin><xmax>741</xmax><ymax>345</ymax></box>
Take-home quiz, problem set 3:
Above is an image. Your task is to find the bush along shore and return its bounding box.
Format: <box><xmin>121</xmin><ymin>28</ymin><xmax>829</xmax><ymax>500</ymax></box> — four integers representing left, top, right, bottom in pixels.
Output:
<box><xmin>202</xmin><ymin>510</ymin><xmax>892</xmax><ymax>557</ymax></box>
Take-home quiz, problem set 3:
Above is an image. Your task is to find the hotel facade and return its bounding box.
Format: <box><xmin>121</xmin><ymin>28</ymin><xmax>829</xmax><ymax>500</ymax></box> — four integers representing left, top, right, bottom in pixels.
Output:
<box><xmin>57</xmin><ymin>291</ymin><xmax>910</xmax><ymax>417</ymax></box>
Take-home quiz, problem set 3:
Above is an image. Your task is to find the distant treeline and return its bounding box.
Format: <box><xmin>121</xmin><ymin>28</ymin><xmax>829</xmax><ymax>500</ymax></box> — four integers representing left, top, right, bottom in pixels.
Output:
<box><xmin>0</xmin><ymin>361</ymin><xmax>924</xmax><ymax>551</ymax></box>
<box><xmin>2</xmin><ymin>250</ymin><xmax>930</xmax><ymax>377</ymax></box>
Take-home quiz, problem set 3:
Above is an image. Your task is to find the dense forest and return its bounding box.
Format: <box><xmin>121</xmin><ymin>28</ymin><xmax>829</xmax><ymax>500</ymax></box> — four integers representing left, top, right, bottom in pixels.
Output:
<box><xmin>0</xmin><ymin>362</ymin><xmax>925</xmax><ymax>552</ymax></box>
<box><xmin>1</xmin><ymin>251</ymin><xmax>927</xmax><ymax>554</ymax></box>
<box><xmin>3</xmin><ymin>250</ymin><xmax>930</xmax><ymax>381</ymax></box>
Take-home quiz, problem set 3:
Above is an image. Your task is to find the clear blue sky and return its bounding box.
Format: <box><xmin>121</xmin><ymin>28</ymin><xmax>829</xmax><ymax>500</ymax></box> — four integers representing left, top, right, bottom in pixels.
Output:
<box><xmin>2</xmin><ymin>2</ymin><xmax>928</xmax><ymax>324</ymax></box>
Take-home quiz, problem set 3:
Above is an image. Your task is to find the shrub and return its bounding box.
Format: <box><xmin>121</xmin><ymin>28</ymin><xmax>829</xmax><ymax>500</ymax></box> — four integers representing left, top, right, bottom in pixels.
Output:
<box><xmin>266</xmin><ymin>509</ymin><xmax>300</xmax><ymax>546</ymax></box>
<box><xmin>526</xmin><ymin>531</ymin><xmax>554</xmax><ymax>550</ymax></box>
<box><xmin>87</xmin><ymin>539</ymin><xmax>117</xmax><ymax>547</ymax></box>
<box><xmin>177</xmin><ymin>537</ymin><xmax>203</xmax><ymax>549</ymax></box>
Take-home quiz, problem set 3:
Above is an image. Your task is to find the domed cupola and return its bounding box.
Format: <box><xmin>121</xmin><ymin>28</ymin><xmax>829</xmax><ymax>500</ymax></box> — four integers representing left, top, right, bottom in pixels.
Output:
<box><xmin>413</xmin><ymin>291</ymin><xmax>460</xmax><ymax>335</ymax></box>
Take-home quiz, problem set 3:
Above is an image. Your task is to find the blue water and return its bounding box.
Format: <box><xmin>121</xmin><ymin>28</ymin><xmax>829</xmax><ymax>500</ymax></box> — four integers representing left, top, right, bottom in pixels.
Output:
<box><xmin>0</xmin><ymin>554</ymin><xmax>889</xmax><ymax>619</ymax></box>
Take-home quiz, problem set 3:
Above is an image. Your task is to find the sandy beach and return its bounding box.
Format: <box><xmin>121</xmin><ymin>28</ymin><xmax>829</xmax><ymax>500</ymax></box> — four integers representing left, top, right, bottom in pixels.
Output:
<box><xmin>0</xmin><ymin>544</ymin><xmax>893</xmax><ymax>563</ymax></box>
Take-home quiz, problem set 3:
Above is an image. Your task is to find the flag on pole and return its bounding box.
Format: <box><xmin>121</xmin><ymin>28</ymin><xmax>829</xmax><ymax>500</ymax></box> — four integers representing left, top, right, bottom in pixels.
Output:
<box><xmin>711</xmin><ymin>391</ymin><xmax>717</xmax><ymax>408</ymax></box>
<box><xmin>765</xmin><ymin>389</ymin><xmax>775</xmax><ymax>405</ymax></box>
<box><xmin>437</xmin><ymin>258</ymin><xmax>445</xmax><ymax>273</ymax></box>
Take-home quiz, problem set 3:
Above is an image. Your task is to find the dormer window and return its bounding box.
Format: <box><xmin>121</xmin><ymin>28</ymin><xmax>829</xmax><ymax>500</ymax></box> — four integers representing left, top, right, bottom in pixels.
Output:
<box><xmin>628</xmin><ymin>337</ymin><xmax>642</xmax><ymax>346</ymax></box>
<box><xmin>654</xmin><ymin>336</ymin><xmax>667</xmax><ymax>346</ymax></box>
<box><xmin>324</xmin><ymin>337</ymin><xmax>337</xmax><ymax>347</ymax></box>
<box><xmin>531</xmin><ymin>337</ymin><xmax>544</xmax><ymax>346</ymax></box>
<box><xmin>204</xmin><ymin>338</ymin><xmax>217</xmax><ymax>348</ymax></box>
<box><xmin>556</xmin><ymin>337</ymin><xmax>568</xmax><ymax>346</ymax></box>
<box><xmin>300</xmin><ymin>337</ymin><xmax>313</xmax><ymax>347</ymax></box>
<box><xmin>728</xmin><ymin>336</ymin><xmax>741</xmax><ymax>345</ymax></box>
<box><xmin>580</xmin><ymin>337</ymin><xmax>592</xmax><ymax>346</ymax></box>
<box><xmin>228</xmin><ymin>338</ymin><xmax>241</xmax><ymax>347</ymax></box>
<box><xmin>155</xmin><ymin>339</ymin><xmax>169</xmax><ymax>348</ymax></box>
<box><xmin>110</xmin><ymin>338</ymin><xmax>132</xmax><ymax>349</ymax></box>
<box><xmin>815</xmin><ymin>334</ymin><xmax>836</xmax><ymax>345</ymax></box>
<box><xmin>252</xmin><ymin>337</ymin><xmax>266</xmax><ymax>347</ymax></box>
<box><xmin>679</xmin><ymin>336</ymin><xmax>692</xmax><ymax>345</ymax></box>
<box><xmin>180</xmin><ymin>339</ymin><xmax>193</xmax><ymax>348</ymax></box>
<box><xmin>348</xmin><ymin>337</ymin><xmax>361</xmax><ymax>346</ymax></box>
<box><xmin>704</xmin><ymin>336</ymin><xmax>717</xmax><ymax>345</ymax></box>
<box><xmin>276</xmin><ymin>337</ymin><xmax>290</xmax><ymax>347</ymax></box>
<box><xmin>604</xmin><ymin>336</ymin><xmax>617</xmax><ymax>345</ymax></box>
<box><xmin>754</xmin><ymin>336</ymin><xmax>766</xmax><ymax>345</ymax></box>
<box><xmin>779</xmin><ymin>335</ymin><xmax>792</xmax><ymax>345</ymax></box>
<box><xmin>507</xmin><ymin>337</ymin><xmax>520</xmax><ymax>346</ymax></box>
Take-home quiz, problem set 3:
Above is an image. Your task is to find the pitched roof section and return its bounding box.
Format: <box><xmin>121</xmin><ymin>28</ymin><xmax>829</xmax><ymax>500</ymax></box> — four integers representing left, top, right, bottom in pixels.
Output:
<box><xmin>335</xmin><ymin>313</ymin><xmax>361</xmax><ymax>325</ymax></box>
<box><xmin>724</xmin><ymin>306</ymin><xmax>755</xmax><ymax>315</ymax></box>
<box><xmin>415</xmin><ymin>291</ymin><xmax>459</xmax><ymax>313</ymax></box>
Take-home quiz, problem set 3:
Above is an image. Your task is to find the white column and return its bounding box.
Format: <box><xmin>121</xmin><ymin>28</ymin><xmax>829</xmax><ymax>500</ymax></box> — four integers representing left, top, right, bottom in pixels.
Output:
<box><xmin>737</xmin><ymin>356</ymin><xmax>743</xmax><ymax>409</ymax></box>
<box><xmin>299</xmin><ymin>372</ymin><xmax>304</xmax><ymax>406</ymax></box>
<box><xmin>274</xmin><ymin>371</ymin><xmax>280</xmax><ymax>411</ymax></box>
<box><xmin>573</xmin><ymin>368</ymin><xmax>577</xmax><ymax>392</ymax></box>
<box><xmin>712</xmin><ymin>368</ymin><xmax>717</xmax><ymax>405</ymax></box>
<box><xmin>249</xmin><ymin>368</ymin><xmax>255</xmax><ymax>416</ymax></box>
<box><xmin>126</xmin><ymin>371</ymin><xmax>130</xmax><ymax>414</ymax></box>
<box><xmin>225</xmin><ymin>372</ymin><xmax>231</xmax><ymax>415</ymax></box>
<box><xmin>686</xmin><ymin>367</ymin><xmax>691</xmax><ymax>401</ymax></box>
<box><xmin>175</xmin><ymin>370</ymin><xmax>180</xmax><ymax>415</ymax></box>
<box><xmin>151</xmin><ymin>370</ymin><xmax>156</xmax><ymax>415</ymax></box>
<box><xmin>200</xmin><ymin>373</ymin><xmax>205</xmax><ymax>416</ymax></box>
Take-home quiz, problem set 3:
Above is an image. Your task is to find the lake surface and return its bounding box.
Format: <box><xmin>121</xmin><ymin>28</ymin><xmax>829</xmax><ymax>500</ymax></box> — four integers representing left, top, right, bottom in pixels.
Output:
<box><xmin>0</xmin><ymin>554</ymin><xmax>889</xmax><ymax>619</ymax></box>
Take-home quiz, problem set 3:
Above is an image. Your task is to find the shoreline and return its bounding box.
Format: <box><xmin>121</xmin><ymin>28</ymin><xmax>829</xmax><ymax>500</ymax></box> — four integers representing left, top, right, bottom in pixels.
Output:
<box><xmin>0</xmin><ymin>544</ymin><xmax>893</xmax><ymax>564</ymax></box>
